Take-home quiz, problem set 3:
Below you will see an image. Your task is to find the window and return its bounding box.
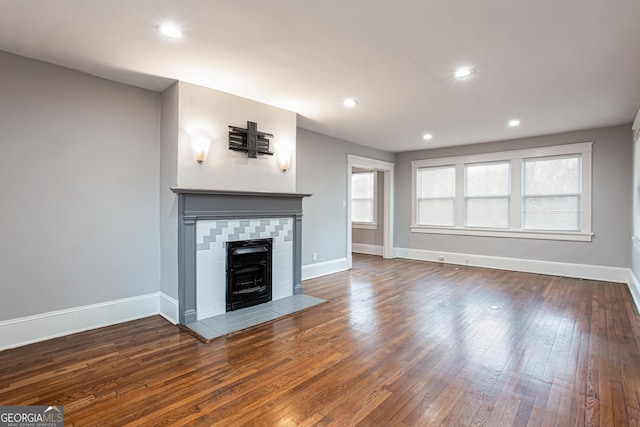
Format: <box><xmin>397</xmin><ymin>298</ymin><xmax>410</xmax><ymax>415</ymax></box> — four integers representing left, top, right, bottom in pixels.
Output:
<box><xmin>351</xmin><ymin>171</ymin><xmax>377</xmax><ymax>227</ymax></box>
<box><xmin>523</xmin><ymin>155</ymin><xmax>581</xmax><ymax>231</ymax></box>
<box><xmin>416</xmin><ymin>166</ymin><xmax>455</xmax><ymax>226</ymax></box>
<box><xmin>411</xmin><ymin>142</ymin><xmax>593</xmax><ymax>241</ymax></box>
<box><xmin>465</xmin><ymin>162</ymin><xmax>510</xmax><ymax>228</ymax></box>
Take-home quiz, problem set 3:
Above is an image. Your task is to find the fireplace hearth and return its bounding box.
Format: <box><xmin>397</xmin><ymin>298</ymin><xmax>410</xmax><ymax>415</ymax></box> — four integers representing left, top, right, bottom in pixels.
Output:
<box><xmin>226</xmin><ymin>239</ymin><xmax>272</xmax><ymax>311</ymax></box>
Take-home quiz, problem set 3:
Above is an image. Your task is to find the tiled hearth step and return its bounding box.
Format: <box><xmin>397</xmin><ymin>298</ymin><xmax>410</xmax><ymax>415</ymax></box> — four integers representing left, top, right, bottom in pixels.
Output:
<box><xmin>183</xmin><ymin>294</ymin><xmax>326</xmax><ymax>342</ymax></box>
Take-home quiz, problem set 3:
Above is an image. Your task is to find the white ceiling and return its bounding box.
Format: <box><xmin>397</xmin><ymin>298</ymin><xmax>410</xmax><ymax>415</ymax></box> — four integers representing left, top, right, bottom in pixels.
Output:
<box><xmin>1</xmin><ymin>0</ymin><xmax>639</xmax><ymax>152</ymax></box>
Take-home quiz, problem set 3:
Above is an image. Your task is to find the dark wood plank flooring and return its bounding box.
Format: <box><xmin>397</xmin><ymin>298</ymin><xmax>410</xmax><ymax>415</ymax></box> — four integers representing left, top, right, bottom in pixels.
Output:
<box><xmin>2</xmin><ymin>255</ymin><xmax>640</xmax><ymax>426</ymax></box>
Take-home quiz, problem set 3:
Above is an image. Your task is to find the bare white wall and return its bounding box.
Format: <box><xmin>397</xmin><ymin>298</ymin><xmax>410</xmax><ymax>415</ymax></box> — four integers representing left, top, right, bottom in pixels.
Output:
<box><xmin>0</xmin><ymin>51</ymin><xmax>161</xmax><ymax>321</ymax></box>
<box><xmin>176</xmin><ymin>82</ymin><xmax>296</xmax><ymax>192</ymax></box>
<box><xmin>395</xmin><ymin>124</ymin><xmax>633</xmax><ymax>268</ymax></box>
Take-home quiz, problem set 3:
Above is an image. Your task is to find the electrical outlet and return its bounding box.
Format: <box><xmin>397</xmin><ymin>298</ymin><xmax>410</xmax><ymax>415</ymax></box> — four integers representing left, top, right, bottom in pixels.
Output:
<box><xmin>312</xmin><ymin>252</ymin><xmax>317</xmax><ymax>261</ymax></box>
<box><xmin>342</xmin><ymin>200</ymin><xmax>346</xmax><ymax>208</ymax></box>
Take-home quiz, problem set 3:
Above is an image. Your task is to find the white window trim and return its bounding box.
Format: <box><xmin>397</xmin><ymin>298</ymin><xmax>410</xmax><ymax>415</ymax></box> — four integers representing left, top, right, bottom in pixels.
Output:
<box><xmin>411</xmin><ymin>142</ymin><xmax>593</xmax><ymax>242</ymax></box>
<box><xmin>352</xmin><ymin>171</ymin><xmax>378</xmax><ymax>228</ymax></box>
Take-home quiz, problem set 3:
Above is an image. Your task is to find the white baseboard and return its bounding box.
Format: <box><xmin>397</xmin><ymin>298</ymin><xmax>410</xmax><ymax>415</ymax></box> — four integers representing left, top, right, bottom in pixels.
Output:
<box><xmin>352</xmin><ymin>243</ymin><xmax>383</xmax><ymax>256</ymax></box>
<box><xmin>159</xmin><ymin>292</ymin><xmax>178</xmax><ymax>324</ymax></box>
<box><xmin>628</xmin><ymin>271</ymin><xmax>640</xmax><ymax>315</ymax></box>
<box><xmin>395</xmin><ymin>247</ymin><xmax>629</xmax><ymax>284</ymax></box>
<box><xmin>0</xmin><ymin>293</ymin><xmax>171</xmax><ymax>351</ymax></box>
<box><xmin>302</xmin><ymin>257</ymin><xmax>349</xmax><ymax>281</ymax></box>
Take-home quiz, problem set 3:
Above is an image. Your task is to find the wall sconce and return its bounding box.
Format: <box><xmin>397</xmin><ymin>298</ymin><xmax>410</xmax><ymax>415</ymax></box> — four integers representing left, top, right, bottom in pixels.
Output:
<box><xmin>192</xmin><ymin>136</ymin><xmax>211</xmax><ymax>164</ymax></box>
<box><xmin>278</xmin><ymin>150</ymin><xmax>292</xmax><ymax>172</ymax></box>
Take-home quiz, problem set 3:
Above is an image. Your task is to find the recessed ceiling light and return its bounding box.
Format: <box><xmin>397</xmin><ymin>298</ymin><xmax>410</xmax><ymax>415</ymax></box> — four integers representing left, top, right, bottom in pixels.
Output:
<box><xmin>423</xmin><ymin>133</ymin><xmax>433</xmax><ymax>140</ymax></box>
<box><xmin>454</xmin><ymin>67</ymin><xmax>474</xmax><ymax>79</ymax></box>
<box><xmin>508</xmin><ymin>119</ymin><xmax>521</xmax><ymax>127</ymax></box>
<box><xmin>343</xmin><ymin>99</ymin><xmax>358</xmax><ymax>108</ymax></box>
<box><xmin>158</xmin><ymin>23</ymin><xmax>183</xmax><ymax>39</ymax></box>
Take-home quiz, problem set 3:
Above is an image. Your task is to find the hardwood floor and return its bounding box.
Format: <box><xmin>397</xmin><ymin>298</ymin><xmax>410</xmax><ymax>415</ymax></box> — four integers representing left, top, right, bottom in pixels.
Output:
<box><xmin>2</xmin><ymin>255</ymin><xmax>640</xmax><ymax>426</ymax></box>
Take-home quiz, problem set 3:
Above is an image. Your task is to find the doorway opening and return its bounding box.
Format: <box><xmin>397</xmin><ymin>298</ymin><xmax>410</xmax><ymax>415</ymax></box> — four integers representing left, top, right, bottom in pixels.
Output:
<box><xmin>346</xmin><ymin>155</ymin><xmax>395</xmax><ymax>268</ymax></box>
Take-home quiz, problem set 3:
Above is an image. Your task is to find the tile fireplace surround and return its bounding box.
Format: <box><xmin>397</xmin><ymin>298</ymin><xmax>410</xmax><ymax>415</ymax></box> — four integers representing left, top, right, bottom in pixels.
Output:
<box><xmin>171</xmin><ymin>188</ymin><xmax>311</xmax><ymax>325</ymax></box>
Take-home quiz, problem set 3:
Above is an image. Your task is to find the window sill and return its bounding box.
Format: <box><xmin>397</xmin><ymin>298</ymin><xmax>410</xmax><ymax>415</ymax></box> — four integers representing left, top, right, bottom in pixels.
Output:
<box><xmin>410</xmin><ymin>225</ymin><xmax>593</xmax><ymax>242</ymax></box>
<box><xmin>353</xmin><ymin>223</ymin><xmax>379</xmax><ymax>230</ymax></box>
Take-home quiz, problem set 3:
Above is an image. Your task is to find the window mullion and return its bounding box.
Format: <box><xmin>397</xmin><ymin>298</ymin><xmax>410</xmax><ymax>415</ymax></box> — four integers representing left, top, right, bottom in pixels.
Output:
<box><xmin>511</xmin><ymin>158</ymin><xmax>522</xmax><ymax>230</ymax></box>
<box><xmin>455</xmin><ymin>163</ymin><xmax>465</xmax><ymax>227</ymax></box>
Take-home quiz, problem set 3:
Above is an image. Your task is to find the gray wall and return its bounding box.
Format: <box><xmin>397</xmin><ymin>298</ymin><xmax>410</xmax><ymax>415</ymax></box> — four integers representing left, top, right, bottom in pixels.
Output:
<box><xmin>352</xmin><ymin>171</ymin><xmax>385</xmax><ymax>247</ymax></box>
<box><xmin>0</xmin><ymin>51</ymin><xmax>161</xmax><ymax>321</ymax></box>
<box><xmin>296</xmin><ymin>128</ymin><xmax>395</xmax><ymax>265</ymax></box>
<box><xmin>160</xmin><ymin>83</ymin><xmax>179</xmax><ymax>299</ymax></box>
<box><xmin>395</xmin><ymin>124</ymin><xmax>633</xmax><ymax>268</ymax></box>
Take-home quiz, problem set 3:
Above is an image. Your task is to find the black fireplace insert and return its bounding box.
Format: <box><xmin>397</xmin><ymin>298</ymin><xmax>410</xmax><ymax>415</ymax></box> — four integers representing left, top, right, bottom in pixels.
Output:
<box><xmin>226</xmin><ymin>238</ymin><xmax>273</xmax><ymax>311</ymax></box>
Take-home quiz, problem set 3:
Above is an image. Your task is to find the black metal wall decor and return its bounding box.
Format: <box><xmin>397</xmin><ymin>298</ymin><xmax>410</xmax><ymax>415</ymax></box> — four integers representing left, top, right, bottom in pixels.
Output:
<box><xmin>228</xmin><ymin>121</ymin><xmax>274</xmax><ymax>158</ymax></box>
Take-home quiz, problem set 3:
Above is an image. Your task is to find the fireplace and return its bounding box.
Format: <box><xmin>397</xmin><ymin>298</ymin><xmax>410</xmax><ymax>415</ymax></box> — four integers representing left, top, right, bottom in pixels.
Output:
<box><xmin>171</xmin><ymin>188</ymin><xmax>310</xmax><ymax>324</ymax></box>
<box><xmin>226</xmin><ymin>239</ymin><xmax>272</xmax><ymax>311</ymax></box>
